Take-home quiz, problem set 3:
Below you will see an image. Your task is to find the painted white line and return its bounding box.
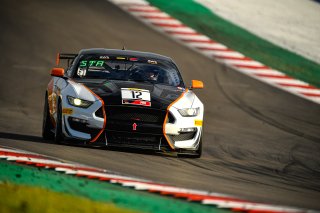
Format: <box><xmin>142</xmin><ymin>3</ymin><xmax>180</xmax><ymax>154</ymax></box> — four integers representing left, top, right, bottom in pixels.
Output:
<box><xmin>131</xmin><ymin>11</ymin><xmax>170</xmax><ymax>18</ymax></box>
<box><xmin>205</xmin><ymin>50</ymin><xmax>245</xmax><ymax>58</ymax></box>
<box><xmin>202</xmin><ymin>199</ymin><xmax>302</xmax><ymax>213</ymax></box>
<box><xmin>145</xmin><ymin>18</ymin><xmax>182</xmax><ymax>25</ymax></box>
<box><xmin>172</xmin><ymin>34</ymin><xmax>212</xmax><ymax>41</ymax></box>
<box><xmin>127</xmin><ymin>5</ymin><xmax>159</xmax><ymax>12</ymax></box>
<box><xmin>116</xmin><ymin>181</ymin><xmax>164</xmax><ymax>190</ymax></box>
<box><xmin>2</xmin><ymin>156</ymin><xmax>74</xmax><ymax>166</ymax></box>
<box><xmin>118</xmin><ymin>181</ymin><xmax>238</xmax><ymax>199</ymax></box>
<box><xmin>55</xmin><ymin>167</ymin><xmax>78</xmax><ymax>174</ymax></box>
<box><xmin>306</xmin><ymin>97</ymin><xmax>320</xmax><ymax>103</ymax></box>
<box><xmin>285</xmin><ymin>87</ymin><xmax>320</xmax><ymax>95</ymax></box>
<box><xmin>109</xmin><ymin>0</ymin><xmax>148</xmax><ymax>4</ymax></box>
<box><xmin>257</xmin><ymin>77</ymin><xmax>307</xmax><ymax>85</ymax></box>
<box><xmin>66</xmin><ymin>169</ymin><xmax>147</xmax><ymax>182</ymax></box>
<box><xmin>187</xmin><ymin>42</ymin><xmax>226</xmax><ymax>49</ymax></box>
<box><xmin>0</xmin><ymin>148</ymin><xmax>38</xmax><ymax>155</ymax></box>
<box><xmin>54</xmin><ymin>166</ymin><xmax>105</xmax><ymax>173</ymax></box>
<box><xmin>116</xmin><ymin>181</ymin><xmax>210</xmax><ymax>195</ymax></box>
<box><xmin>161</xmin><ymin>26</ymin><xmax>196</xmax><ymax>33</ymax></box>
<box><xmin>222</xmin><ymin>59</ymin><xmax>265</xmax><ymax>67</ymax></box>
<box><xmin>239</xmin><ymin>68</ymin><xmax>286</xmax><ymax>76</ymax></box>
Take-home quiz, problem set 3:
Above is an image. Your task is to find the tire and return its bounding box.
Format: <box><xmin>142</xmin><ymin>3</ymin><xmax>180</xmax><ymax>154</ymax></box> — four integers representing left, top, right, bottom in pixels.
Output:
<box><xmin>42</xmin><ymin>94</ymin><xmax>54</xmax><ymax>140</ymax></box>
<box><xmin>54</xmin><ymin>100</ymin><xmax>64</xmax><ymax>143</ymax></box>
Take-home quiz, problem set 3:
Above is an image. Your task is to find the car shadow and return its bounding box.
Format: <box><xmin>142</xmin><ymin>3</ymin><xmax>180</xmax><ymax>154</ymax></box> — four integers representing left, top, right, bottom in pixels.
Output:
<box><xmin>0</xmin><ymin>132</ymin><xmax>47</xmax><ymax>143</ymax></box>
<box><xmin>0</xmin><ymin>131</ymin><xmax>177</xmax><ymax>158</ymax></box>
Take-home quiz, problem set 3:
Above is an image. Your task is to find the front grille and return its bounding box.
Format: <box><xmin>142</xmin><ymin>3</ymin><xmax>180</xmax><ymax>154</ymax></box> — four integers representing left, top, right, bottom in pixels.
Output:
<box><xmin>109</xmin><ymin>111</ymin><xmax>161</xmax><ymax>123</ymax></box>
<box><xmin>106</xmin><ymin>106</ymin><xmax>166</xmax><ymax>123</ymax></box>
<box><xmin>105</xmin><ymin>105</ymin><xmax>166</xmax><ymax>134</ymax></box>
<box><xmin>170</xmin><ymin>132</ymin><xmax>196</xmax><ymax>141</ymax></box>
<box><xmin>106</xmin><ymin>131</ymin><xmax>161</xmax><ymax>149</ymax></box>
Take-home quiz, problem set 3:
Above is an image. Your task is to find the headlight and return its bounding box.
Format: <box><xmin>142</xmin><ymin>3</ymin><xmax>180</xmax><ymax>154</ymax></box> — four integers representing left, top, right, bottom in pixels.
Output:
<box><xmin>67</xmin><ymin>96</ymin><xmax>93</xmax><ymax>108</ymax></box>
<box><xmin>178</xmin><ymin>108</ymin><xmax>200</xmax><ymax>117</ymax></box>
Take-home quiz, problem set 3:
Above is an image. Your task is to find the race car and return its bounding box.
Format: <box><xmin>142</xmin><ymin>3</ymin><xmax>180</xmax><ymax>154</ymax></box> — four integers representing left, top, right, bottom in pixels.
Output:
<box><xmin>42</xmin><ymin>48</ymin><xmax>204</xmax><ymax>157</ymax></box>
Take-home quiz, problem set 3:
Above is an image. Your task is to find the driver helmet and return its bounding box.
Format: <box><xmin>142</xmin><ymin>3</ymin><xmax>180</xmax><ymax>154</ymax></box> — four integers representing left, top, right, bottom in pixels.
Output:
<box><xmin>144</xmin><ymin>70</ymin><xmax>159</xmax><ymax>81</ymax></box>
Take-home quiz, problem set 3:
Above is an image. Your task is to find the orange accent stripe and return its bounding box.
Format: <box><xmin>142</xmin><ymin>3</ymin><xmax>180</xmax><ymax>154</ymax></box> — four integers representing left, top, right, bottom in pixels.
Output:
<box><xmin>56</xmin><ymin>53</ymin><xmax>60</xmax><ymax>66</ymax></box>
<box><xmin>163</xmin><ymin>89</ymin><xmax>188</xmax><ymax>150</ymax></box>
<box><xmin>80</xmin><ymin>83</ymin><xmax>106</xmax><ymax>143</ymax></box>
<box><xmin>47</xmin><ymin>79</ymin><xmax>56</xmax><ymax>127</ymax></box>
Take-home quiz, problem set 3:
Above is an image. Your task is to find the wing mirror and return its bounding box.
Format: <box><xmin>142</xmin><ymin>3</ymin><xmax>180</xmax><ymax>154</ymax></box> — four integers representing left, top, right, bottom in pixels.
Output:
<box><xmin>190</xmin><ymin>80</ymin><xmax>204</xmax><ymax>89</ymax></box>
<box><xmin>51</xmin><ymin>68</ymin><xmax>65</xmax><ymax>77</ymax></box>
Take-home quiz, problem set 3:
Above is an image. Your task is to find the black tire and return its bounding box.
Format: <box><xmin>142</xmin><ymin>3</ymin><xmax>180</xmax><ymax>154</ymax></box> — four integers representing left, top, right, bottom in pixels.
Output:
<box><xmin>54</xmin><ymin>100</ymin><xmax>64</xmax><ymax>143</ymax></box>
<box><xmin>42</xmin><ymin>94</ymin><xmax>54</xmax><ymax>140</ymax></box>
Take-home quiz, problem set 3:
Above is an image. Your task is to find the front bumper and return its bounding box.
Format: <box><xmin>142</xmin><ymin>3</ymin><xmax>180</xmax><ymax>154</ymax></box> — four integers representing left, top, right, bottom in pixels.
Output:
<box><xmin>61</xmin><ymin>98</ymin><xmax>104</xmax><ymax>141</ymax></box>
<box><xmin>62</xmin><ymin>101</ymin><xmax>202</xmax><ymax>151</ymax></box>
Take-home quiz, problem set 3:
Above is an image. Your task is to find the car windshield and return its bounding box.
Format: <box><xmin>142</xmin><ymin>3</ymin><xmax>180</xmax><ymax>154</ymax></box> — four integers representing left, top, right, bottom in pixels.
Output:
<box><xmin>72</xmin><ymin>54</ymin><xmax>184</xmax><ymax>87</ymax></box>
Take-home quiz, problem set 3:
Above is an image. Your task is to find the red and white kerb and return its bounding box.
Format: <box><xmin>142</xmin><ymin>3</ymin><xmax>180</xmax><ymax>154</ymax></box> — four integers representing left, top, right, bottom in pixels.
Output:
<box><xmin>0</xmin><ymin>146</ymin><xmax>312</xmax><ymax>213</ymax></box>
<box><xmin>108</xmin><ymin>0</ymin><xmax>320</xmax><ymax>105</ymax></box>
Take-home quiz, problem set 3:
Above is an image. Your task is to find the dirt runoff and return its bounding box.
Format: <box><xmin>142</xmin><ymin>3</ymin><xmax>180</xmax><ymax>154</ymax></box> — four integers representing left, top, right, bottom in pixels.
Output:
<box><xmin>196</xmin><ymin>0</ymin><xmax>320</xmax><ymax>63</ymax></box>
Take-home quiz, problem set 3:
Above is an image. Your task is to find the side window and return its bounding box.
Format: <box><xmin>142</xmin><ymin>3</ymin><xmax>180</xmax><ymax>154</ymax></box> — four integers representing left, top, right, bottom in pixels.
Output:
<box><xmin>66</xmin><ymin>59</ymin><xmax>76</xmax><ymax>77</ymax></box>
<box><xmin>66</xmin><ymin>68</ymin><xmax>72</xmax><ymax>77</ymax></box>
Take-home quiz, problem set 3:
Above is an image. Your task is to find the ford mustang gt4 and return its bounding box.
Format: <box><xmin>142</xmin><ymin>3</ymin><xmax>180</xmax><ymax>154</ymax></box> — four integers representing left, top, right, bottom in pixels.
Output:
<box><xmin>42</xmin><ymin>48</ymin><xmax>204</xmax><ymax>157</ymax></box>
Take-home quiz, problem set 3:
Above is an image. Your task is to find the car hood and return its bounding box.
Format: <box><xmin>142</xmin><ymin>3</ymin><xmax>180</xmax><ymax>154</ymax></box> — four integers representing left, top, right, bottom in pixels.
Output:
<box><xmin>73</xmin><ymin>79</ymin><xmax>185</xmax><ymax>110</ymax></box>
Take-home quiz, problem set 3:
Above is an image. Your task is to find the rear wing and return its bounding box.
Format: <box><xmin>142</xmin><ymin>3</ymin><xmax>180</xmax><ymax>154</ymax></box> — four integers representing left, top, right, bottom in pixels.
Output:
<box><xmin>56</xmin><ymin>53</ymin><xmax>78</xmax><ymax>67</ymax></box>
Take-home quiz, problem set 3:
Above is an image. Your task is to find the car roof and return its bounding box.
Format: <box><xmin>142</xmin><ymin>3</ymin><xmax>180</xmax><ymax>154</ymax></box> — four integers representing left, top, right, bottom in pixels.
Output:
<box><xmin>79</xmin><ymin>48</ymin><xmax>173</xmax><ymax>62</ymax></box>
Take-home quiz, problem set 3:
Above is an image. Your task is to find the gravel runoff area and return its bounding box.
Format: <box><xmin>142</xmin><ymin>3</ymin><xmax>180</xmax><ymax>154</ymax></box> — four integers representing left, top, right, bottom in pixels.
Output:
<box><xmin>196</xmin><ymin>0</ymin><xmax>320</xmax><ymax>63</ymax></box>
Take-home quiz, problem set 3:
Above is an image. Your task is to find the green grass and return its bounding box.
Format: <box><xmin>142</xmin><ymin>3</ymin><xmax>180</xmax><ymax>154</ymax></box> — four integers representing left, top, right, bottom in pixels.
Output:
<box><xmin>0</xmin><ymin>182</ymin><xmax>137</xmax><ymax>213</ymax></box>
<box><xmin>146</xmin><ymin>0</ymin><xmax>320</xmax><ymax>88</ymax></box>
<box><xmin>0</xmin><ymin>160</ymin><xmax>232</xmax><ymax>213</ymax></box>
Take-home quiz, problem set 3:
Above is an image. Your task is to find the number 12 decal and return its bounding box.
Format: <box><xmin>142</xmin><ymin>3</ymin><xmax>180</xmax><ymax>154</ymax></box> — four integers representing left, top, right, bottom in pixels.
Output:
<box><xmin>121</xmin><ymin>88</ymin><xmax>151</xmax><ymax>107</ymax></box>
<box><xmin>132</xmin><ymin>91</ymin><xmax>142</xmax><ymax>99</ymax></box>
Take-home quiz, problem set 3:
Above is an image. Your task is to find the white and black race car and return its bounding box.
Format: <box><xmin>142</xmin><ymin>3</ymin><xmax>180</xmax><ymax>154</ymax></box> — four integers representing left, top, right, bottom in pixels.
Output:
<box><xmin>43</xmin><ymin>48</ymin><xmax>204</xmax><ymax>157</ymax></box>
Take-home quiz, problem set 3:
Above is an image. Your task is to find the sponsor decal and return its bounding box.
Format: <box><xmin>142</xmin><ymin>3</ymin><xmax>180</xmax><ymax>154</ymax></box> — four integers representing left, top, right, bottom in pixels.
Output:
<box><xmin>129</xmin><ymin>57</ymin><xmax>139</xmax><ymax>61</ymax></box>
<box><xmin>99</xmin><ymin>55</ymin><xmax>109</xmax><ymax>59</ymax></box>
<box><xmin>194</xmin><ymin>120</ymin><xmax>202</xmax><ymax>126</ymax></box>
<box><xmin>121</xmin><ymin>88</ymin><xmax>151</xmax><ymax>107</ymax></box>
<box><xmin>122</xmin><ymin>99</ymin><xmax>151</xmax><ymax>107</ymax></box>
<box><xmin>116</xmin><ymin>57</ymin><xmax>126</xmax><ymax>60</ymax></box>
<box><xmin>147</xmin><ymin>59</ymin><xmax>157</xmax><ymax>64</ymax></box>
<box><xmin>80</xmin><ymin>60</ymin><xmax>104</xmax><ymax>67</ymax></box>
<box><xmin>77</xmin><ymin>67</ymin><xmax>87</xmax><ymax>77</ymax></box>
<box><xmin>62</xmin><ymin>108</ymin><xmax>73</xmax><ymax>115</ymax></box>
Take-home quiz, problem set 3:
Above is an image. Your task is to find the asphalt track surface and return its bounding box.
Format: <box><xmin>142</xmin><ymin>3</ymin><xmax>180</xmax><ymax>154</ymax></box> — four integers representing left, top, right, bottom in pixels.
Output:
<box><xmin>0</xmin><ymin>0</ymin><xmax>320</xmax><ymax>210</ymax></box>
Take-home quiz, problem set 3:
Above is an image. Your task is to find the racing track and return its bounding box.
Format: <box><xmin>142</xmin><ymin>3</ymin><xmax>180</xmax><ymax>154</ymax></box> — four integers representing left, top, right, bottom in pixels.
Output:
<box><xmin>0</xmin><ymin>0</ymin><xmax>320</xmax><ymax>210</ymax></box>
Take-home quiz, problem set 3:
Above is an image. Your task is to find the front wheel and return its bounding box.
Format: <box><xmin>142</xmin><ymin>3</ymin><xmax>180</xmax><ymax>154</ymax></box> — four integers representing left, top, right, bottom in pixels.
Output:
<box><xmin>54</xmin><ymin>100</ymin><xmax>63</xmax><ymax>143</ymax></box>
<box><xmin>42</xmin><ymin>94</ymin><xmax>54</xmax><ymax>140</ymax></box>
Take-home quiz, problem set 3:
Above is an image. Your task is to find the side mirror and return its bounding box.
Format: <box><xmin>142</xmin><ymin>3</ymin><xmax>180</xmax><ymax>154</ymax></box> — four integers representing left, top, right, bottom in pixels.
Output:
<box><xmin>191</xmin><ymin>80</ymin><xmax>204</xmax><ymax>89</ymax></box>
<box><xmin>51</xmin><ymin>68</ymin><xmax>65</xmax><ymax>77</ymax></box>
